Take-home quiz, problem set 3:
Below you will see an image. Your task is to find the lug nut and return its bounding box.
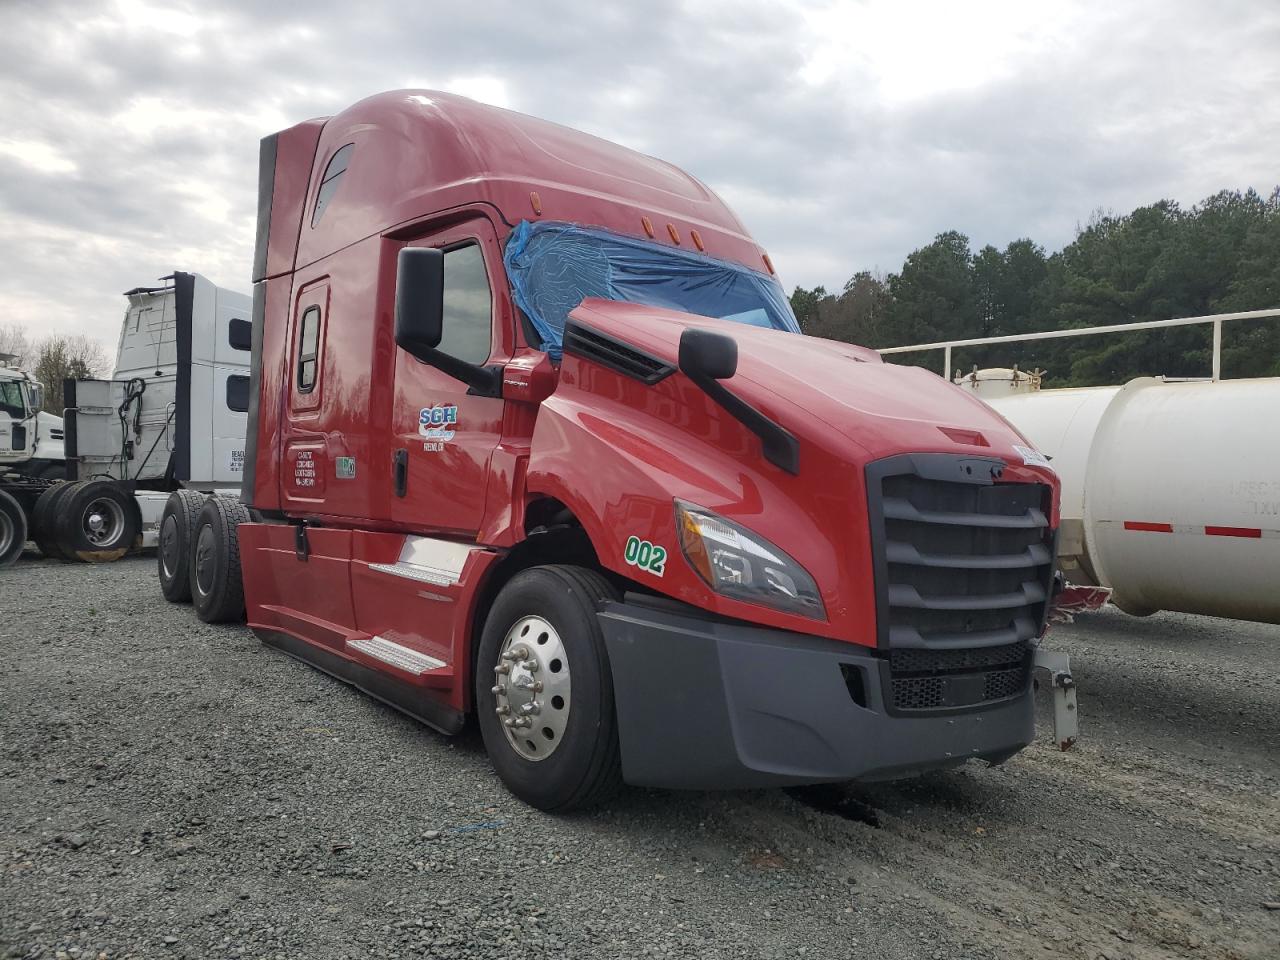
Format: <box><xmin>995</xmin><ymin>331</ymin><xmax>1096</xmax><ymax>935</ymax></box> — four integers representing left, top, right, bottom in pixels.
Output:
<box><xmin>496</xmin><ymin>705</ymin><xmax>510</xmax><ymax>716</ymax></box>
<box><xmin>513</xmin><ymin>717</ymin><xmax>533</xmax><ymax>729</ymax></box>
<box><xmin>523</xmin><ymin>660</ymin><xmax>539</xmax><ymax>673</ymax></box>
<box><xmin>494</xmin><ymin>664</ymin><xmax>510</xmax><ymax>675</ymax></box>
<box><xmin>518</xmin><ymin>702</ymin><xmax>540</xmax><ymax>716</ymax></box>
<box><xmin>491</xmin><ymin>685</ymin><xmax>505</xmax><ymax>696</ymax></box>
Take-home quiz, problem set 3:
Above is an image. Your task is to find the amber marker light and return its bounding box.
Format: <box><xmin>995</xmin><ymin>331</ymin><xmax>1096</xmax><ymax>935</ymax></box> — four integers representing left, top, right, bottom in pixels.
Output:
<box><xmin>529</xmin><ymin>191</ymin><xmax>542</xmax><ymax>215</ymax></box>
<box><xmin>677</xmin><ymin>504</ymin><xmax>714</xmax><ymax>587</ymax></box>
<box><xmin>762</xmin><ymin>253</ymin><xmax>776</xmax><ymax>275</ymax></box>
<box><xmin>667</xmin><ymin>223</ymin><xmax>681</xmax><ymax>245</ymax></box>
<box><xmin>641</xmin><ymin>216</ymin><xmax>656</xmax><ymax>238</ymax></box>
<box><xmin>690</xmin><ymin>229</ymin><xmax>705</xmax><ymax>251</ymax></box>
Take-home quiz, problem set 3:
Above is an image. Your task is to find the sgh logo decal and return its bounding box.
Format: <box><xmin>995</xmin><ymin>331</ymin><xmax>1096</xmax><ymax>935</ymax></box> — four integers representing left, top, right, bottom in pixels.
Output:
<box><xmin>419</xmin><ymin>403</ymin><xmax>458</xmax><ymax>451</ymax></box>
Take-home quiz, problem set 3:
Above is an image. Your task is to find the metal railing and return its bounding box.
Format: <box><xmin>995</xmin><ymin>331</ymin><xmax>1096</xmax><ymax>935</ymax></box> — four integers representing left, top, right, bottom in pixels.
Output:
<box><xmin>877</xmin><ymin>308</ymin><xmax>1280</xmax><ymax>381</ymax></box>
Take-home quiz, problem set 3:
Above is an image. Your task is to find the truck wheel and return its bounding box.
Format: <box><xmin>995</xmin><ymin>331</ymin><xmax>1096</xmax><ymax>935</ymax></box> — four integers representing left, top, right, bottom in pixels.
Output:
<box><xmin>190</xmin><ymin>496</ymin><xmax>249</xmax><ymax>623</ymax></box>
<box><xmin>0</xmin><ymin>489</ymin><xmax>27</xmax><ymax>567</ymax></box>
<box><xmin>31</xmin><ymin>482</ymin><xmax>72</xmax><ymax>560</ymax></box>
<box><xmin>54</xmin><ymin>481</ymin><xmax>140</xmax><ymax>563</ymax></box>
<box><xmin>475</xmin><ymin>565</ymin><xmax>623</xmax><ymax>812</ymax></box>
<box><xmin>158</xmin><ymin>490</ymin><xmax>207</xmax><ymax>603</ymax></box>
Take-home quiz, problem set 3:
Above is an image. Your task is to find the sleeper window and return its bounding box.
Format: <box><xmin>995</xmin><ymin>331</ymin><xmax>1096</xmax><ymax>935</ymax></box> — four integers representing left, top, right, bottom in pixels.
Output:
<box><xmin>297</xmin><ymin>306</ymin><xmax>320</xmax><ymax>392</ymax></box>
<box><xmin>311</xmin><ymin>143</ymin><xmax>354</xmax><ymax>227</ymax></box>
<box><xmin>226</xmin><ymin>375</ymin><xmax>250</xmax><ymax>413</ymax></box>
<box><xmin>437</xmin><ymin>244</ymin><xmax>492</xmax><ymax>365</ymax></box>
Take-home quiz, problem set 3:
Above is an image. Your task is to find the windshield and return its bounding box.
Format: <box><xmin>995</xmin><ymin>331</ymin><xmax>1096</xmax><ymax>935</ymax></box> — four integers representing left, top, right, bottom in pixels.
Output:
<box><xmin>503</xmin><ymin>220</ymin><xmax>800</xmax><ymax>359</ymax></box>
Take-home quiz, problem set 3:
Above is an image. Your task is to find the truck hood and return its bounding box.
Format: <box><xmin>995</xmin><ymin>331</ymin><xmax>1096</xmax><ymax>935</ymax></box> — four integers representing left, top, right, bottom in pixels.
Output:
<box><xmin>567</xmin><ymin>299</ymin><xmax>1037</xmax><ymax>463</ymax></box>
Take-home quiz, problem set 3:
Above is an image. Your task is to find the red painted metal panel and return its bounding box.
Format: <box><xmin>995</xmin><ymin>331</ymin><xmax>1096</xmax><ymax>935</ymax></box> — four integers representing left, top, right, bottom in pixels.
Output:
<box><xmin>240</xmin><ymin>522</ymin><xmax>357</xmax><ymax>648</ymax></box>
<box><xmin>265</xmin><ymin>119</ymin><xmax>326</xmax><ymax>281</ymax></box>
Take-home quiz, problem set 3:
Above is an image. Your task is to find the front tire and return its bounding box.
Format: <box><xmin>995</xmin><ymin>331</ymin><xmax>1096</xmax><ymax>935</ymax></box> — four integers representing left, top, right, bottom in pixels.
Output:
<box><xmin>158</xmin><ymin>490</ymin><xmax>207</xmax><ymax>603</ymax></box>
<box><xmin>190</xmin><ymin>496</ymin><xmax>249</xmax><ymax>623</ymax></box>
<box><xmin>475</xmin><ymin>565</ymin><xmax>623</xmax><ymax>812</ymax></box>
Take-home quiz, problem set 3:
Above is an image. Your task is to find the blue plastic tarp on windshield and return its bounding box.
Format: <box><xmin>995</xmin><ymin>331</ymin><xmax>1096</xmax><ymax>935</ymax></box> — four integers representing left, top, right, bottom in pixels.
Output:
<box><xmin>503</xmin><ymin>220</ymin><xmax>800</xmax><ymax>359</ymax></box>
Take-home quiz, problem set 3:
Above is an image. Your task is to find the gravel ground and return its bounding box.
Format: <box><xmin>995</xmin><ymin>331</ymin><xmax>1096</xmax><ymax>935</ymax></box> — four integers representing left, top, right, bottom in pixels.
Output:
<box><xmin>1</xmin><ymin>554</ymin><xmax>1277</xmax><ymax>960</ymax></box>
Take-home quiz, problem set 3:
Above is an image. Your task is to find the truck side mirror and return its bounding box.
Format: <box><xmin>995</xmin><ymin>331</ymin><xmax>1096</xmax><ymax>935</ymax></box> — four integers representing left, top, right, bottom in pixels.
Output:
<box><xmin>394</xmin><ymin>247</ymin><xmax>445</xmax><ymax>359</ymax></box>
<box><xmin>28</xmin><ymin>383</ymin><xmax>44</xmax><ymax>415</ymax></box>
<box><xmin>677</xmin><ymin>326</ymin><xmax>799</xmax><ymax>475</ymax></box>
<box><xmin>393</xmin><ymin>245</ymin><xmax>501</xmax><ymax>397</ymax></box>
<box><xmin>679</xmin><ymin>328</ymin><xmax>738</xmax><ymax>381</ymax></box>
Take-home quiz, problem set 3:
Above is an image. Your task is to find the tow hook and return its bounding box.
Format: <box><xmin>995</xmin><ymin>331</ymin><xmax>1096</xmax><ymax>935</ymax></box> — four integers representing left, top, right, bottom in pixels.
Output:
<box><xmin>1032</xmin><ymin>648</ymin><xmax>1078</xmax><ymax>751</ymax></box>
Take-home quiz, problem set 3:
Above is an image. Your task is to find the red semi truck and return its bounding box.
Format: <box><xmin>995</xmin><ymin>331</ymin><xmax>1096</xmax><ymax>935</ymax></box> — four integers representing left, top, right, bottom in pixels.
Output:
<box><xmin>164</xmin><ymin>90</ymin><xmax>1075</xmax><ymax>811</ymax></box>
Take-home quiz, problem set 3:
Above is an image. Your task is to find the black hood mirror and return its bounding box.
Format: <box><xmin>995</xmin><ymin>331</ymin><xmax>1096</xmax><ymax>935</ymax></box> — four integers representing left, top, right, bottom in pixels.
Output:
<box><xmin>679</xmin><ymin>328</ymin><xmax>738</xmax><ymax>381</ymax></box>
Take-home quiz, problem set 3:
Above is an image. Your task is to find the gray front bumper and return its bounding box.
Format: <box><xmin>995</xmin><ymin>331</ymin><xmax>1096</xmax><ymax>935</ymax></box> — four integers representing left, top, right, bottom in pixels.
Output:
<box><xmin>600</xmin><ymin>599</ymin><xmax>1035</xmax><ymax>790</ymax></box>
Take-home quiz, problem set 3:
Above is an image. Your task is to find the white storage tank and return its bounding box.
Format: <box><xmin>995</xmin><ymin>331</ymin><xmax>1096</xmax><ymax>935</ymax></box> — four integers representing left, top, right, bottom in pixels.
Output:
<box><xmin>981</xmin><ymin>385</ymin><xmax>1120</xmax><ymax>587</ymax></box>
<box><xmin>960</xmin><ymin>372</ymin><xmax>1280</xmax><ymax>624</ymax></box>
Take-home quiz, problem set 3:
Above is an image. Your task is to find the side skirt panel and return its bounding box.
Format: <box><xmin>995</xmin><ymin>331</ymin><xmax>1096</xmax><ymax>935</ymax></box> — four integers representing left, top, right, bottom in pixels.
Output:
<box><xmin>253</xmin><ymin>627</ymin><xmax>466</xmax><ymax>735</ymax></box>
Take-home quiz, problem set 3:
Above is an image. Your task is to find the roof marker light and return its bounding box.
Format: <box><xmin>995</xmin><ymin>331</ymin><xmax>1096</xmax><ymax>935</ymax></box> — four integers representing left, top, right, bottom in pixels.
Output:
<box><xmin>529</xmin><ymin>191</ymin><xmax>542</xmax><ymax>216</ymax></box>
<box><xmin>690</xmin><ymin>229</ymin><xmax>704</xmax><ymax>251</ymax></box>
<box><xmin>667</xmin><ymin>223</ymin><xmax>681</xmax><ymax>245</ymax></box>
<box><xmin>641</xmin><ymin>217</ymin><xmax>655</xmax><ymax>238</ymax></box>
<box><xmin>762</xmin><ymin>253</ymin><xmax>776</xmax><ymax>275</ymax></box>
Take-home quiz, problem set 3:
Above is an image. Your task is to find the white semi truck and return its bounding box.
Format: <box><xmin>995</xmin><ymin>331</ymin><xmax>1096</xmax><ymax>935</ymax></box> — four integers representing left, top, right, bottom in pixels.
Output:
<box><xmin>5</xmin><ymin>272</ymin><xmax>251</xmax><ymax>566</ymax></box>
<box><xmin>0</xmin><ymin>357</ymin><xmax>67</xmax><ymax>564</ymax></box>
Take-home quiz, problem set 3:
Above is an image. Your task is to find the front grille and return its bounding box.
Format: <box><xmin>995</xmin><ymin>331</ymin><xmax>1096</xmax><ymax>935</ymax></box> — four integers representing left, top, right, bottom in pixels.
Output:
<box><xmin>891</xmin><ymin>676</ymin><xmax>946</xmax><ymax>710</ymax></box>
<box><xmin>889</xmin><ymin>640</ymin><xmax>1028</xmax><ymax>674</ymax></box>
<box><xmin>886</xmin><ymin>640</ymin><xmax>1032</xmax><ymax>711</ymax></box>
<box><xmin>867</xmin><ymin>454</ymin><xmax>1055</xmax><ymax>713</ymax></box>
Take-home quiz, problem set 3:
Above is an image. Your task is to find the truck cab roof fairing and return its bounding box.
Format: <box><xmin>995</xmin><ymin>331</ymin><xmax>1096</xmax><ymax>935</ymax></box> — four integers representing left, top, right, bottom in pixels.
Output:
<box><xmin>290</xmin><ymin>90</ymin><xmax>771</xmax><ymax>275</ymax></box>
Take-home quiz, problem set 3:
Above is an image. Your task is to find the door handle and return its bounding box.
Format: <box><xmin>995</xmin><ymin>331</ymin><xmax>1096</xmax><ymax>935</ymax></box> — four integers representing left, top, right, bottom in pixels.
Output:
<box><xmin>393</xmin><ymin>448</ymin><xmax>408</xmax><ymax>498</ymax></box>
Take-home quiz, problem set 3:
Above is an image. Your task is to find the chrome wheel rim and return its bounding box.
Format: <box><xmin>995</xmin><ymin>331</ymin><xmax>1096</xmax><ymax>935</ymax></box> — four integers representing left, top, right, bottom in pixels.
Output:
<box><xmin>194</xmin><ymin>524</ymin><xmax>216</xmax><ymax>596</ymax></box>
<box><xmin>82</xmin><ymin>497</ymin><xmax>126</xmax><ymax>547</ymax></box>
<box><xmin>492</xmin><ymin>615</ymin><xmax>571</xmax><ymax>761</ymax></box>
<box><xmin>0</xmin><ymin>511</ymin><xmax>13</xmax><ymax>556</ymax></box>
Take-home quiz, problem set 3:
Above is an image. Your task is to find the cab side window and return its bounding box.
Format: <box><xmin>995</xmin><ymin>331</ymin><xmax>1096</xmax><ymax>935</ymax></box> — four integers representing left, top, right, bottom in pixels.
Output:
<box><xmin>438</xmin><ymin>244</ymin><xmax>492</xmax><ymax>365</ymax></box>
<box><xmin>0</xmin><ymin>381</ymin><xmax>24</xmax><ymax>418</ymax></box>
<box><xmin>297</xmin><ymin>306</ymin><xmax>320</xmax><ymax>392</ymax></box>
<box><xmin>311</xmin><ymin>144</ymin><xmax>354</xmax><ymax>227</ymax></box>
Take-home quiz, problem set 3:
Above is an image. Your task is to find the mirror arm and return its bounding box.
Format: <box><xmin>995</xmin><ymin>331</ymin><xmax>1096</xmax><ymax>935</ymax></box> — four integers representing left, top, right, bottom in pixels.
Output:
<box><xmin>683</xmin><ymin>369</ymin><xmax>800</xmax><ymax>475</ymax></box>
<box><xmin>413</xmin><ymin>347</ymin><xmax>503</xmax><ymax>398</ymax></box>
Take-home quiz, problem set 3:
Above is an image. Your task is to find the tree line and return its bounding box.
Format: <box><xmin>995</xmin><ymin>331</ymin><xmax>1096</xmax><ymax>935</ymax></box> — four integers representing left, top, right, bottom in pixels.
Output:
<box><xmin>0</xmin><ymin>325</ymin><xmax>109</xmax><ymax>414</ymax></box>
<box><xmin>789</xmin><ymin>188</ymin><xmax>1280</xmax><ymax>385</ymax></box>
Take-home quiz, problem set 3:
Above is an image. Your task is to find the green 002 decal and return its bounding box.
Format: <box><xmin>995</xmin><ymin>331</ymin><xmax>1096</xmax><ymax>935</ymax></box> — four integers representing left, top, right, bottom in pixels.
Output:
<box><xmin>623</xmin><ymin>536</ymin><xmax>666</xmax><ymax>577</ymax></box>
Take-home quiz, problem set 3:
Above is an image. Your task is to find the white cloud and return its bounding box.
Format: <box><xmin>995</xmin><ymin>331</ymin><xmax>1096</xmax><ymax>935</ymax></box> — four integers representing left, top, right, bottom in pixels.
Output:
<box><xmin>0</xmin><ymin>139</ymin><xmax>79</xmax><ymax>176</ymax></box>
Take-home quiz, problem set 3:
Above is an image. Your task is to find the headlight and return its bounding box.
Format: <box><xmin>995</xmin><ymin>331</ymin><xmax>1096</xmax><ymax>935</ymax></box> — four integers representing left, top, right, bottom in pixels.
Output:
<box><xmin>676</xmin><ymin>501</ymin><xmax>825</xmax><ymax>620</ymax></box>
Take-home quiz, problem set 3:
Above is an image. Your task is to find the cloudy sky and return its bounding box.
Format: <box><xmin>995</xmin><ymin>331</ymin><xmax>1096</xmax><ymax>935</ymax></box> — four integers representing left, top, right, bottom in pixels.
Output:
<box><xmin>2</xmin><ymin>0</ymin><xmax>1278</xmax><ymax>353</ymax></box>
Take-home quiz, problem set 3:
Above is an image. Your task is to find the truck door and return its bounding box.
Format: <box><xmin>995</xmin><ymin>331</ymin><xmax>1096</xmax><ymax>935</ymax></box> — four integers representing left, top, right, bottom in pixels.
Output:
<box><xmin>387</xmin><ymin>220</ymin><xmax>509</xmax><ymax>537</ymax></box>
<box><xmin>0</xmin><ymin>380</ymin><xmax>31</xmax><ymax>462</ymax></box>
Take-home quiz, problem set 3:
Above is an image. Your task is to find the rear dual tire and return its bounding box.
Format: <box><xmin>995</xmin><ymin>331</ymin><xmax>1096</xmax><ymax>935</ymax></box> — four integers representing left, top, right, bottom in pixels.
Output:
<box><xmin>32</xmin><ymin>483</ymin><xmax>74</xmax><ymax>560</ymax></box>
<box><xmin>54</xmin><ymin>481</ymin><xmax>140</xmax><ymax>563</ymax></box>
<box><xmin>190</xmin><ymin>496</ymin><xmax>249</xmax><ymax>623</ymax></box>
<box><xmin>29</xmin><ymin>481</ymin><xmax>140</xmax><ymax>563</ymax></box>
<box><xmin>475</xmin><ymin>565</ymin><xmax>623</xmax><ymax>812</ymax></box>
<box><xmin>158</xmin><ymin>490</ymin><xmax>207</xmax><ymax>603</ymax></box>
